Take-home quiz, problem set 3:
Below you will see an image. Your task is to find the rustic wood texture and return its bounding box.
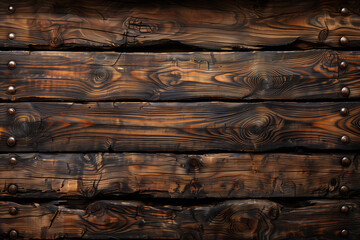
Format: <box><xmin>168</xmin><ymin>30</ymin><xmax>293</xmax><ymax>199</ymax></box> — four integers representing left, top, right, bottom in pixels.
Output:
<box><xmin>2</xmin><ymin>50</ymin><xmax>355</xmax><ymax>101</ymax></box>
<box><xmin>0</xmin><ymin>153</ymin><xmax>358</xmax><ymax>198</ymax></box>
<box><xmin>1</xmin><ymin>0</ymin><xmax>360</xmax><ymax>50</ymax></box>
<box><xmin>0</xmin><ymin>102</ymin><xmax>359</xmax><ymax>152</ymax></box>
<box><xmin>0</xmin><ymin>199</ymin><xmax>359</xmax><ymax>239</ymax></box>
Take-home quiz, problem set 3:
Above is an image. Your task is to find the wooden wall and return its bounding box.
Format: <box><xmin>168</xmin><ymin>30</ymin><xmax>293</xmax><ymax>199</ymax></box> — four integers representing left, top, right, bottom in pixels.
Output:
<box><xmin>0</xmin><ymin>0</ymin><xmax>360</xmax><ymax>239</ymax></box>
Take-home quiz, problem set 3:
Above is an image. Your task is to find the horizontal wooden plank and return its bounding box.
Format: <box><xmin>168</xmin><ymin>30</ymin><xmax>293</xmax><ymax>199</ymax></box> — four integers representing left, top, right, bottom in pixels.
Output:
<box><xmin>2</xmin><ymin>50</ymin><xmax>355</xmax><ymax>101</ymax></box>
<box><xmin>0</xmin><ymin>153</ymin><xmax>358</xmax><ymax>198</ymax></box>
<box><xmin>0</xmin><ymin>199</ymin><xmax>359</xmax><ymax>239</ymax></box>
<box><xmin>0</xmin><ymin>102</ymin><xmax>359</xmax><ymax>152</ymax></box>
<box><xmin>0</xmin><ymin>0</ymin><xmax>359</xmax><ymax>49</ymax></box>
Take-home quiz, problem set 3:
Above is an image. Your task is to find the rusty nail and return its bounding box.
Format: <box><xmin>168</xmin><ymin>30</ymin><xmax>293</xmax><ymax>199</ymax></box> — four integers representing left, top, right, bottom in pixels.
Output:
<box><xmin>340</xmin><ymin>8</ymin><xmax>349</xmax><ymax>16</ymax></box>
<box><xmin>8</xmin><ymin>108</ymin><xmax>15</xmax><ymax>115</ymax></box>
<box><xmin>9</xmin><ymin>229</ymin><xmax>18</xmax><ymax>239</ymax></box>
<box><xmin>8</xmin><ymin>60</ymin><xmax>16</xmax><ymax>69</ymax></box>
<box><xmin>340</xmin><ymin>61</ymin><xmax>347</xmax><ymax>70</ymax></box>
<box><xmin>340</xmin><ymin>205</ymin><xmax>349</xmax><ymax>213</ymax></box>
<box><xmin>7</xmin><ymin>86</ymin><xmax>16</xmax><ymax>95</ymax></box>
<box><xmin>9</xmin><ymin>156</ymin><xmax>17</xmax><ymax>165</ymax></box>
<box><xmin>341</xmin><ymin>87</ymin><xmax>350</xmax><ymax>97</ymax></box>
<box><xmin>9</xmin><ymin>206</ymin><xmax>18</xmax><ymax>215</ymax></box>
<box><xmin>8</xmin><ymin>5</ymin><xmax>15</xmax><ymax>14</ymax></box>
<box><xmin>8</xmin><ymin>33</ymin><xmax>15</xmax><ymax>40</ymax></box>
<box><xmin>341</xmin><ymin>135</ymin><xmax>350</xmax><ymax>144</ymax></box>
<box><xmin>340</xmin><ymin>36</ymin><xmax>349</xmax><ymax>46</ymax></box>
<box><xmin>8</xmin><ymin>184</ymin><xmax>18</xmax><ymax>194</ymax></box>
<box><xmin>340</xmin><ymin>185</ymin><xmax>349</xmax><ymax>195</ymax></box>
<box><xmin>341</xmin><ymin>157</ymin><xmax>351</xmax><ymax>167</ymax></box>
<box><xmin>7</xmin><ymin>137</ymin><xmax>16</xmax><ymax>147</ymax></box>
<box><xmin>341</xmin><ymin>229</ymin><xmax>349</xmax><ymax>237</ymax></box>
<box><xmin>340</xmin><ymin>107</ymin><xmax>348</xmax><ymax>116</ymax></box>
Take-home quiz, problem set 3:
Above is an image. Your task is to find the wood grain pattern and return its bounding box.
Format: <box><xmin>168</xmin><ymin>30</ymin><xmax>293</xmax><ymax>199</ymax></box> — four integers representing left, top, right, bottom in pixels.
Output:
<box><xmin>0</xmin><ymin>153</ymin><xmax>358</xmax><ymax>198</ymax></box>
<box><xmin>0</xmin><ymin>199</ymin><xmax>359</xmax><ymax>239</ymax></box>
<box><xmin>0</xmin><ymin>0</ymin><xmax>359</xmax><ymax>50</ymax></box>
<box><xmin>0</xmin><ymin>50</ymin><xmax>348</xmax><ymax>101</ymax></box>
<box><xmin>0</xmin><ymin>102</ymin><xmax>359</xmax><ymax>152</ymax></box>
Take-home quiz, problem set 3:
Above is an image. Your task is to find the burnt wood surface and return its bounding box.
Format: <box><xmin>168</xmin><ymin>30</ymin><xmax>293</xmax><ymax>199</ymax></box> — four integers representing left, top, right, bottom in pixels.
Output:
<box><xmin>3</xmin><ymin>50</ymin><xmax>359</xmax><ymax>101</ymax></box>
<box><xmin>1</xmin><ymin>0</ymin><xmax>360</xmax><ymax>50</ymax></box>
<box><xmin>0</xmin><ymin>199</ymin><xmax>359</xmax><ymax>239</ymax></box>
<box><xmin>0</xmin><ymin>153</ymin><xmax>358</xmax><ymax>198</ymax></box>
<box><xmin>0</xmin><ymin>102</ymin><xmax>359</xmax><ymax>152</ymax></box>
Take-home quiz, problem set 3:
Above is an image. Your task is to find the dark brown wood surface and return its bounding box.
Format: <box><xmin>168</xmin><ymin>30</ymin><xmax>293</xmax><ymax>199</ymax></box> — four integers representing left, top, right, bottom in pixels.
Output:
<box><xmin>1</xmin><ymin>0</ymin><xmax>360</xmax><ymax>50</ymax></box>
<box><xmin>0</xmin><ymin>199</ymin><xmax>359</xmax><ymax>239</ymax></box>
<box><xmin>0</xmin><ymin>153</ymin><xmax>358</xmax><ymax>198</ymax></box>
<box><xmin>0</xmin><ymin>102</ymin><xmax>359</xmax><ymax>152</ymax></box>
<box><xmin>2</xmin><ymin>50</ymin><xmax>355</xmax><ymax>101</ymax></box>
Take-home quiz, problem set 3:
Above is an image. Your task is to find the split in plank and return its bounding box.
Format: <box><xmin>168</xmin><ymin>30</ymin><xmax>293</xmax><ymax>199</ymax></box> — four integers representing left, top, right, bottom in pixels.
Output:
<box><xmin>0</xmin><ymin>0</ymin><xmax>360</xmax><ymax>49</ymax></box>
<box><xmin>0</xmin><ymin>102</ymin><xmax>359</xmax><ymax>152</ymax></box>
<box><xmin>0</xmin><ymin>199</ymin><xmax>359</xmax><ymax>239</ymax></box>
<box><xmin>0</xmin><ymin>50</ymin><xmax>348</xmax><ymax>101</ymax></box>
<box><xmin>0</xmin><ymin>153</ymin><xmax>358</xmax><ymax>198</ymax></box>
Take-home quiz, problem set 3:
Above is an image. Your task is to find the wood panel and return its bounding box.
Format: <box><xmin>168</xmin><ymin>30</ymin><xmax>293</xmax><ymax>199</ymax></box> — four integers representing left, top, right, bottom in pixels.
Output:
<box><xmin>0</xmin><ymin>199</ymin><xmax>359</xmax><ymax>239</ymax></box>
<box><xmin>0</xmin><ymin>153</ymin><xmax>358</xmax><ymax>198</ymax></box>
<box><xmin>0</xmin><ymin>102</ymin><xmax>359</xmax><ymax>152</ymax></box>
<box><xmin>0</xmin><ymin>0</ymin><xmax>359</xmax><ymax>50</ymax></box>
<box><xmin>0</xmin><ymin>50</ymin><xmax>350</xmax><ymax>101</ymax></box>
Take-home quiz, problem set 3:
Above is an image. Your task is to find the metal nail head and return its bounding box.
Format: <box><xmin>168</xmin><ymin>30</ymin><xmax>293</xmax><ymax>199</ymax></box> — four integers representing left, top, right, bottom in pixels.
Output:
<box><xmin>7</xmin><ymin>137</ymin><xmax>16</xmax><ymax>147</ymax></box>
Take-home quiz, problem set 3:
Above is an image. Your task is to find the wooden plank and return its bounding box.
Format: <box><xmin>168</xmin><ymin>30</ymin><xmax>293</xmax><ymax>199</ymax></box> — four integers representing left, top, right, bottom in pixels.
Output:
<box><xmin>0</xmin><ymin>102</ymin><xmax>359</xmax><ymax>152</ymax></box>
<box><xmin>0</xmin><ymin>153</ymin><xmax>358</xmax><ymax>198</ymax></box>
<box><xmin>0</xmin><ymin>50</ymin><xmax>348</xmax><ymax>101</ymax></box>
<box><xmin>0</xmin><ymin>0</ymin><xmax>359</xmax><ymax>50</ymax></box>
<box><xmin>0</xmin><ymin>199</ymin><xmax>359</xmax><ymax>239</ymax></box>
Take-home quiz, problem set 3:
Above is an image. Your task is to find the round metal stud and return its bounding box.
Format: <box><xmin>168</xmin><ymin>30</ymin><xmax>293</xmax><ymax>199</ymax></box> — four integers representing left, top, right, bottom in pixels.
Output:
<box><xmin>340</xmin><ymin>205</ymin><xmax>349</xmax><ymax>213</ymax></box>
<box><xmin>9</xmin><ymin>156</ymin><xmax>17</xmax><ymax>165</ymax></box>
<box><xmin>7</xmin><ymin>86</ymin><xmax>16</xmax><ymax>95</ymax></box>
<box><xmin>340</xmin><ymin>36</ymin><xmax>349</xmax><ymax>46</ymax></box>
<box><xmin>341</xmin><ymin>87</ymin><xmax>350</xmax><ymax>97</ymax></box>
<box><xmin>340</xmin><ymin>185</ymin><xmax>349</xmax><ymax>195</ymax></box>
<box><xmin>8</xmin><ymin>33</ymin><xmax>15</xmax><ymax>40</ymax></box>
<box><xmin>9</xmin><ymin>206</ymin><xmax>18</xmax><ymax>215</ymax></box>
<box><xmin>341</xmin><ymin>229</ymin><xmax>349</xmax><ymax>237</ymax></box>
<box><xmin>8</xmin><ymin>60</ymin><xmax>16</xmax><ymax>69</ymax></box>
<box><xmin>341</xmin><ymin>157</ymin><xmax>351</xmax><ymax>167</ymax></box>
<box><xmin>9</xmin><ymin>229</ymin><xmax>18</xmax><ymax>239</ymax></box>
<box><xmin>340</xmin><ymin>61</ymin><xmax>347</xmax><ymax>70</ymax></box>
<box><xmin>341</xmin><ymin>135</ymin><xmax>350</xmax><ymax>144</ymax></box>
<box><xmin>8</xmin><ymin>108</ymin><xmax>15</xmax><ymax>116</ymax></box>
<box><xmin>8</xmin><ymin>184</ymin><xmax>17</xmax><ymax>194</ymax></box>
<box><xmin>7</xmin><ymin>137</ymin><xmax>16</xmax><ymax>147</ymax></box>
<box><xmin>8</xmin><ymin>5</ymin><xmax>15</xmax><ymax>14</ymax></box>
<box><xmin>341</xmin><ymin>8</ymin><xmax>349</xmax><ymax>16</ymax></box>
<box><xmin>340</xmin><ymin>107</ymin><xmax>348</xmax><ymax>116</ymax></box>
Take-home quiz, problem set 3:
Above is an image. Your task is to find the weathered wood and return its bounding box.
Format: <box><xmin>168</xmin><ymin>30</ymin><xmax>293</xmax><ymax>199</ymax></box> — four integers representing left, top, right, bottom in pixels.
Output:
<box><xmin>0</xmin><ymin>0</ymin><xmax>359</xmax><ymax>50</ymax></box>
<box><xmin>0</xmin><ymin>102</ymin><xmax>359</xmax><ymax>152</ymax></box>
<box><xmin>0</xmin><ymin>153</ymin><xmax>358</xmax><ymax>198</ymax></box>
<box><xmin>0</xmin><ymin>199</ymin><xmax>359</xmax><ymax>239</ymax></box>
<box><xmin>1</xmin><ymin>50</ymin><xmax>350</xmax><ymax>101</ymax></box>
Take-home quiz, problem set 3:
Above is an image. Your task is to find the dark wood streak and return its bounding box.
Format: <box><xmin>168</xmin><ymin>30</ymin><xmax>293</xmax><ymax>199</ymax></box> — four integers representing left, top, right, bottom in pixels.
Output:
<box><xmin>0</xmin><ymin>102</ymin><xmax>359</xmax><ymax>152</ymax></box>
<box><xmin>0</xmin><ymin>0</ymin><xmax>357</xmax><ymax>50</ymax></box>
<box><xmin>0</xmin><ymin>153</ymin><xmax>358</xmax><ymax>198</ymax></box>
<box><xmin>0</xmin><ymin>50</ymin><xmax>345</xmax><ymax>101</ymax></box>
<box><xmin>0</xmin><ymin>199</ymin><xmax>359</xmax><ymax>239</ymax></box>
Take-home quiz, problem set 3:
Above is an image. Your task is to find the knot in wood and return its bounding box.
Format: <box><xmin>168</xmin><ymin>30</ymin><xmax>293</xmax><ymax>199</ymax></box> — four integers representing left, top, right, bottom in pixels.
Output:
<box><xmin>188</xmin><ymin>157</ymin><xmax>202</xmax><ymax>172</ymax></box>
<box><xmin>12</xmin><ymin>112</ymin><xmax>43</xmax><ymax>139</ymax></box>
<box><xmin>91</xmin><ymin>67</ymin><xmax>112</xmax><ymax>86</ymax></box>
